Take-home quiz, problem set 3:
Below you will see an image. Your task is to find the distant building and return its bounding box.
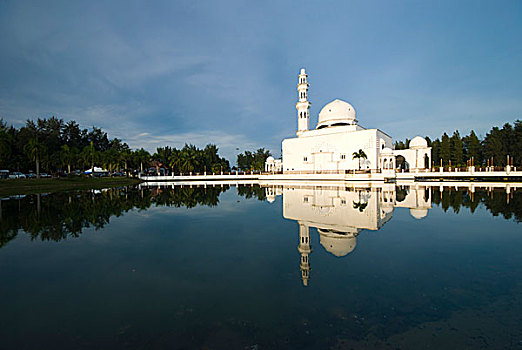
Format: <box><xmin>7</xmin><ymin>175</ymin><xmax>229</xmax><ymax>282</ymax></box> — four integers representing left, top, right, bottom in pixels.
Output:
<box><xmin>267</xmin><ymin>68</ymin><xmax>431</xmax><ymax>174</ymax></box>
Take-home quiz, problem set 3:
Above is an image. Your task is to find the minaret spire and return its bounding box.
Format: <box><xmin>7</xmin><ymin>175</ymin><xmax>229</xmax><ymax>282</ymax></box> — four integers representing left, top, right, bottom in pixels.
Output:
<box><xmin>296</xmin><ymin>68</ymin><xmax>311</xmax><ymax>136</ymax></box>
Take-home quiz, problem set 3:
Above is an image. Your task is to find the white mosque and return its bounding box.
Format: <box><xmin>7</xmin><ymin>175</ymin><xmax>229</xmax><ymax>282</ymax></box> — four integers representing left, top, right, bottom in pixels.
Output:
<box><xmin>265</xmin><ymin>68</ymin><xmax>431</xmax><ymax>175</ymax></box>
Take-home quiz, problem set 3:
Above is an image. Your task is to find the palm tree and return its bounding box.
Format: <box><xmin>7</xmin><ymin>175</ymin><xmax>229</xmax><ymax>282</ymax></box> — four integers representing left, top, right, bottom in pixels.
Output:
<box><xmin>24</xmin><ymin>138</ymin><xmax>45</xmax><ymax>178</ymax></box>
<box><xmin>60</xmin><ymin>145</ymin><xmax>73</xmax><ymax>174</ymax></box>
<box><xmin>119</xmin><ymin>149</ymin><xmax>131</xmax><ymax>175</ymax></box>
<box><xmin>168</xmin><ymin>149</ymin><xmax>182</xmax><ymax>175</ymax></box>
<box><xmin>82</xmin><ymin>141</ymin><xmax>98</xmax><ymax>175</ymax></box>
<box><xmin>352</xmin><ymin>149</ymin><xmax>368</xmax><ymax>170</ymax></box>
<box><xmin>133</xmin><ymin>148</ymin><xmax>150</xmax><ymax>174</ymax></box>
<box><xmin>103</xmin><ymin>148</ymin><xmax>118</xmax><ymax>174</ymax></box>
<box><xmin>180</xmin><ymin>144</ymin><xmax>200</xmax><ymax>173</ymax></box>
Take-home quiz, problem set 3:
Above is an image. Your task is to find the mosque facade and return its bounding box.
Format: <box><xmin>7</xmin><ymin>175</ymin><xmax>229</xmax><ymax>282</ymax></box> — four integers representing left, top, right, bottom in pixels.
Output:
<box><xmin>265</xmin><ymin>68</ymin><xmax>431</xmax><ymax>175</ymax></box>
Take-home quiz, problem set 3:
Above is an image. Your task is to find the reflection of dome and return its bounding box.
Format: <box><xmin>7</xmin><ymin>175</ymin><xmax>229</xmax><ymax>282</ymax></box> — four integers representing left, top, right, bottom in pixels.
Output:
<box><xmin>410</xmin><ymin>136</ymin><xmax>428</xmax><ymax>149</ymax></box>
<box><xmin>317</xmin><ymin>99</ymin><xmax>357</xmax><ymax>129</ymax></box>
<box><xmin>382</xmin><ymin>206</ymin><xmax>394</xmax><ymax>214</ymax></box>
<box><xmin>266</xmin><ymin>195</ymin><xmax>276</xmax><ymax>203</ymax></box>
<box><xmin>318</xmin><ymin>229</ymin><xmax>357</xmax><ymax>257</ymax></box>
<box><xmin>410</xmin><ymin>208</ymin><xmax>428</xmax><ymax>219</ymax></box>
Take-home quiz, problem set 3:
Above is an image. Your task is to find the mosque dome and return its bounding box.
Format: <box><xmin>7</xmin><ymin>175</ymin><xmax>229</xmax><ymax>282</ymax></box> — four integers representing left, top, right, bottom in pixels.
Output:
<box><xmin>317</xmin><ymin>99</ymin><xmax>357</xmax><ymax>129</ymax></box>
<box><xmin>409</xmin><ymin>208</ymin><xmax>428</xmax><ymax>219</ymax></box>
<box><xmin>318</xmin><ymin>229</ymin><xmax>358</xmax><ymax>257</ymax></box>
<box><xmin>410</xmin><ymin>136</ymin><xmax>428</xmax><ymax>149</ymax></box>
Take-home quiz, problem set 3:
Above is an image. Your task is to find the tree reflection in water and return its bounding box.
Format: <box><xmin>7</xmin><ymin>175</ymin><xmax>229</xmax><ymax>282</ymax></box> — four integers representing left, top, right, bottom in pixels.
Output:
<box><xmin>1</xmin><ymin>184</ymin><xmax>520</xmax><ymax>250</ymax></box>
<box><xmin>0</xmin><ymin>185</ymin><xmax>230</xmax><ymax>248</ymax></box>
<box><xmin>431</xmin><ymin>187</ymin><xmax>522</xmax><ymax>222</ymax></box>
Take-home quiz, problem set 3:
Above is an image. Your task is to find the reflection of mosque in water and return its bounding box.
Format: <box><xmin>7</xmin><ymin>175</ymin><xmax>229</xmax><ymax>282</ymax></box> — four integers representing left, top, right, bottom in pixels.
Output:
<box><xmin>264</xmin><ymin>184</ymin><xmax>432</xmax><ymax>286</ymax></box>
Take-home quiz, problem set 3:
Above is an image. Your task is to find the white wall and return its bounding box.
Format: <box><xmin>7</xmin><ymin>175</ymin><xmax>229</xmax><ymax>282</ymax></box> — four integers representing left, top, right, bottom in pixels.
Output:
<box><xmin>282</xmin><ymin>186</ymin><xmax>392</xmax><ymax>231</ymax></box>
<box><xmin>394</xmin><ymin>147</ymin><xmax>432</xmax><ymax>170</ymax></box>
<box><xmin>282</xmin><ymin>127</ymin><xmax>393</xmax><ymax>172</ymax></box>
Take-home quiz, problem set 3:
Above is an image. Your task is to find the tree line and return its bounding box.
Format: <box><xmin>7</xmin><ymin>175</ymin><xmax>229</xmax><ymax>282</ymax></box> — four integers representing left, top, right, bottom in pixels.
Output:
<box><xmin>236</xmin><ymin>148</ymin><xmax>271</xmax><ymax>171</ymax></box>
<box><xmin>0</xmin><ymin>117</ymin><xmax>235</xmax><ymax>175</ymax></box>
<box><xmin>0</xmin><ymin>184</ymin><xmax>273</xmax><ymax>247</ymax></box>
<box><xmin>431</xmin><ymin>187</ymin><xmax>522</xmax><ymax>223</ymax></box>
<box><xmin>395</xmin><ymin>120</ymin><xmax>522</xmax><ymax>167</ymax></box>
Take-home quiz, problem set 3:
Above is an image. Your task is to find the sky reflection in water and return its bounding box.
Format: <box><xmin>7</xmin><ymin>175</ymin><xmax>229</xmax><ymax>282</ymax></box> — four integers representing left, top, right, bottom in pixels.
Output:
<box><xmin>0</xmin><ymin>183</ymin><xmax>521</xmax><ymax>349</ymax></box>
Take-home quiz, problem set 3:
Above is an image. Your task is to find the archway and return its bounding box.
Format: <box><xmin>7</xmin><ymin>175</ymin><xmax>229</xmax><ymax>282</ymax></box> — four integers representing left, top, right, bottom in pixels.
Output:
<box><xmin>424</xmin><ymin>154</ymin><xmax>430</xmax><ymax>169</ymax></box>
<box><xmin>395</xmin><ymin>155</ymin><xmax>409</xmax><ymax>171</ymax></box>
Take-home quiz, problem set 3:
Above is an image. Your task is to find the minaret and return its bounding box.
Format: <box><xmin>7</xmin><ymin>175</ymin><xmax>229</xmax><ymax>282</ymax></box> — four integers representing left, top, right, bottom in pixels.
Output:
<box><xmin>297</xmin><ymin>222</ymin><xmax>311</xmax><ymax>286</ymax></box>
<box><xmin>296</xmin><ymin>68</ymin><xmax>311</xmax><ymax>136</ymax></box>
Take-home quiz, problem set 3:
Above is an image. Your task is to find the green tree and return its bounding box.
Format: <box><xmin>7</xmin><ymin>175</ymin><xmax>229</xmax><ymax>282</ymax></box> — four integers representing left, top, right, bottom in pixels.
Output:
<box><xmin>513</xmin><ymin>120</ymin><xmax>522</xmax><ymax>166</ymax></box>
<box><xmin>463</xmin><ymin>130</ymin><xmax>481</xmax><ymax>166</ymax></box>
<box><xmin>0</xmin><ymin>120</ymin><xmax>12</xmax><ymax>168</ymax></box>
<box><xmin>431</xmin><ymin>138</ymin><xmax>441</xmax><ymax>167</ymax></box>
<box><xmin>450</xmin><ymin>130</ymin><xmax>463</xmax><ymax>166</ymax></box>
<box><xmin>352</xmin><ymin>149</ymin><xmax>368</xmax><ymax>170</ymax></box>
<box><xmin>24</xmin><ymin>138</ymin><xmax>45</xmax><ymax>178</ymax></box>
<box><xmin>82</xmin><ymin>141</ymin><xmax>98</xmax><ymax>173</ymax></box>
<box><xmin>440</xmin><ymin>133</ymin><xmax>451</xmax><ymax>165</ymax></box>
<box><xmin>483</xmin><ymin>126</ymin><xmax>504</xmax><ymax>166</ymax></box>
<box><xmin>133</xmin><ymin>148</ymin><xmax>151</xmax><ymax>174</ymax></box>
<box><xmin>60</xmin><ymin>144</ymin><xmax>73</xmax><ymax>173</ymax></box>
<box><xmin>180</xmin><ymin>144</ymin><xmax>200</xmax><ymax>173</ymax></box>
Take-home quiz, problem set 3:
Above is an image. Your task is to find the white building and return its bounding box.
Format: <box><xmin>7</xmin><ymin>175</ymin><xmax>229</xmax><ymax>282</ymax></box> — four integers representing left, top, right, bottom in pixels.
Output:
<box><xmin>268</xmin><ymin>68</ymin><xmax>431</xmax><ymax>175</ymax></box>
<box><xmin>264</xmin><ymin>156</ymin><xmax>282</xmax><ymax>173</ymax></box>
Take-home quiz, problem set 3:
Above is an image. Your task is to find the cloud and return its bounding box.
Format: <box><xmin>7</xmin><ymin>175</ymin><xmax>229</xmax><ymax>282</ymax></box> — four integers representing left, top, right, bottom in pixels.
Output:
<box><xmin>0</xmin><ymin>0</ymin><xmax>520</xmax><ymax>161</ymax></box>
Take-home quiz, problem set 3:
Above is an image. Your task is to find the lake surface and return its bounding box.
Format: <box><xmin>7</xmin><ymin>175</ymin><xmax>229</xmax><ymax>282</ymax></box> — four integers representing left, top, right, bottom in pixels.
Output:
<box><xmin>1</xmin><ymin>183</ymin><xmax>521</xmax><ymax>349</ymax></box>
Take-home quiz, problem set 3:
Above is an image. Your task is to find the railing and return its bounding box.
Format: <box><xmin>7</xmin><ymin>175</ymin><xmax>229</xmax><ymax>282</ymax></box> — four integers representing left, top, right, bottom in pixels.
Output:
<box><xmin>142</xmin><ymin>170</ymin><xmax>263</xmax><ymax>177</ymax></box>
<box><xmin>142</xmin><ymin>166</ymin><xmax>520</xmax><ymax>179</ymax></box>
<box><xmin>280</xmin><ymin>169</ymin><xmax>372</xmax><ymax>175</ymax></box>
<box><xmin>428</xmin><ymin>166</ymin><xmax>518</xmax><ymax>173</ymax></box>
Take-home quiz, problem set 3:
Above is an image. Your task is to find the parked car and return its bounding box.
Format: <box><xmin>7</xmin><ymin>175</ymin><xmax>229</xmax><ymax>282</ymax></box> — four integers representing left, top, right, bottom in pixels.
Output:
<box><xmin>111</xmin><ymin>172</ymin><xmax>124</xmax><ymax>177</ymax></box>
<box><xmin>8</xmin><ymin>172</ymin><xmax>26</xmax><ymax>179</ymax></box>
<box><xmin>26</xmin><ymin>173</ymin><xmax>37</xmax><ymax>178</ymax></box>
<box><xmin>39</xmin><ymin>173</ymin><xmax>51</xmax><ymax>178</ymax></box>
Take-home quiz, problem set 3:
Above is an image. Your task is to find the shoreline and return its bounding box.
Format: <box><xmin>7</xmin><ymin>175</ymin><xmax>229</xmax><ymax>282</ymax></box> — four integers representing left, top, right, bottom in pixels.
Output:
<box><xmin>0</xmin><ymin>177</ymin><xmax>142</xmax><ymax>197</ymax></box>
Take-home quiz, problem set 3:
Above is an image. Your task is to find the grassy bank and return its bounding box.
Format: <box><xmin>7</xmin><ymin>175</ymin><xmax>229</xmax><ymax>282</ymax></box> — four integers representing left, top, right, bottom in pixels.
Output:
<box><xmin>0</xmin><ymin>177</ymin><xmax>142</xmax><ymax>196</ymax></box>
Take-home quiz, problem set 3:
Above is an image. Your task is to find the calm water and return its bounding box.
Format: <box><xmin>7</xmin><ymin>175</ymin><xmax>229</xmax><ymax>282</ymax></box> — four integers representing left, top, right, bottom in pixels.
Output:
<box><xmin>1</xmin><ymin>183</ymin><xmax>521</xmax><ymax>349</ymax></box>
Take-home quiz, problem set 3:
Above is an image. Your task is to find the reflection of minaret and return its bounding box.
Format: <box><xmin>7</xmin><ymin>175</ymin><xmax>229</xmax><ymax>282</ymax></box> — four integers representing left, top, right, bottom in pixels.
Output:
<box><xmin>297</xmin><ymin>222</ymin><xmax>311</xmax><ymax>286</ymax></box>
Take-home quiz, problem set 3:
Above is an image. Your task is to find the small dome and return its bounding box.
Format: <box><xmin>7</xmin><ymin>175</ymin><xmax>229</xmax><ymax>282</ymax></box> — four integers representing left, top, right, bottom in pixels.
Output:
<box><xmin>381</xmin><ymin>147</ymin><xmax>393</xmax><ymax>155</ymax></box>
<box><xmin>266</xmin><ymin>156</ymin><xmax>275</xmax><ymax>162</ymax></box>
<box><xmin>317</xmin><ymin>99</ymin><xmax>357</xmax><ymax>129</ymax></box>
<box><xmin>410</xmin><ymin>136</ymin><xmax>428</xmax><ymax>149</ymax></box>
<box><xmin>300</xmin><ymin>68</ymin><xmax>306</xmax><ymax>74</ymax></box>
<box><xmin>410</xmin><ymin>208</ymin><xmax>428</xmax><ymax>219</ymax></box>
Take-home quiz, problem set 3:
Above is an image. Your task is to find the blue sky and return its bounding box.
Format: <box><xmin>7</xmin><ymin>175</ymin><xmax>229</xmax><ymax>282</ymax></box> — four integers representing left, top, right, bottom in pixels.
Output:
<box><xmin>0</xmin><ymin>0</ymin><xmax>521</xmax><ymax>160</ymax></box>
